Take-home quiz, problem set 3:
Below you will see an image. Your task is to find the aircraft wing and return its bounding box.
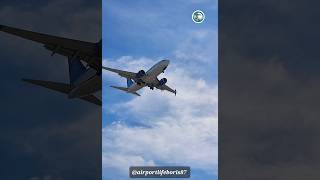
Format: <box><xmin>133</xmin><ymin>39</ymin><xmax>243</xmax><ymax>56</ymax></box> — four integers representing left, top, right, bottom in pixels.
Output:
<box><xmin>156</xmin><ymin>84</ymin><xmax>177</xmax><ymax>95</ymax></box>
<box><xmin>103</xmin><ymin>66</ymin><xmax>136</xmax><ymax>79</ymax></box>
<box><xmin>0</xmin><ymin>25</ymin><xmax>100</xmax><ymax>69</ymax></box>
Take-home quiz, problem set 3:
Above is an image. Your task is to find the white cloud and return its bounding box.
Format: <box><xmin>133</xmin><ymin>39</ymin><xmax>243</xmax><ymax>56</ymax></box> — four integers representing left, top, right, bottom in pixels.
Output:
<box><xmin>103</xmin><ymin>149</ymin><xmax>155</xmax><ymax>172</ymax></box>
<box><xmin>174</xmin><ymin>30</ymin><xmax>217</xmax><ymax>63</ymax></box>
<box><xmin>103</xmin><ymin>56</ymin><xmax>155</xmax><ymax>71</ymax></box>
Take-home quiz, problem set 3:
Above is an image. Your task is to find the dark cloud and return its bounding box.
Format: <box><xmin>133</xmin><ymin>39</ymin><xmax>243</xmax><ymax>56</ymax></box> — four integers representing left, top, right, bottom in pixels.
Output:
<box><xmin>220</xmin><ymin>1</ymin><xmax>320</xmax><ymax>180</ymax></box>
<box><xmin>0</xmin><ymin>0</ymin><xmax>101</xmax><ymax>179</ymax></box>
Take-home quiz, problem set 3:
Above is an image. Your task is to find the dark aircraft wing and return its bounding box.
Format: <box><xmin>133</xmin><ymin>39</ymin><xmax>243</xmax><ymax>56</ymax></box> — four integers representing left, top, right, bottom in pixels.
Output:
<box><xmin>0</xmin><ymin>25</ymin><xmax>100</xmax><ymax>70</ymax></box>
<box><xmin>103</xmin><ymin>66</ymin><xmax>137</xmax><ymax>79</ymax></box>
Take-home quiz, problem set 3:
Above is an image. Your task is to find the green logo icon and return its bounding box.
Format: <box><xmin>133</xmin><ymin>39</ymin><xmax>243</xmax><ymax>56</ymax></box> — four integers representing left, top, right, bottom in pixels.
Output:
<box><xmin>192</xmin><ymin>10</ymin><xmax>205</xmax><ymax>23</ymax></box>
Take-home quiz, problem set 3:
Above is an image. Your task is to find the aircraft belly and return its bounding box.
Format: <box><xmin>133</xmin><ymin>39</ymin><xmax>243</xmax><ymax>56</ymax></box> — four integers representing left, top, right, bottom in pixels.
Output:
<box><xmin>144</xmin><ymin>65</ymin><xmax>164</xmax><ymax>82</ymax></box>
<box><xmin>142</xmin><ymin>75</ymin><xmax>158</xmax><ymax>84</ymax></box>
<box><xmin>128</xmin><ymin>84</ymin><xmax>143</xmax><ymax>92</ymax></box>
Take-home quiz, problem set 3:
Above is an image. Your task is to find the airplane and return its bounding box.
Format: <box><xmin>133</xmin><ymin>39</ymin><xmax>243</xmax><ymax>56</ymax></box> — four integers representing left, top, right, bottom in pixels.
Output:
<box><xmin>103</xmin><ymin>60</ymin><xmax>177</xmax><ymax>96</ymax></box>
<box><xmin>0</xmin><ymin>25</ymin><xmax>101</xmax><ymax>105</ymax></box>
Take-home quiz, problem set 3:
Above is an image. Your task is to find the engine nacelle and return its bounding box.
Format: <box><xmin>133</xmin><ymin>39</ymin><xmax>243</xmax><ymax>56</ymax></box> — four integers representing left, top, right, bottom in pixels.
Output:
<box><xmin>136</xmin><ymin>70</ymin><xmax>146</xmax><ymax>78</ymax></box>
<box><xmin>159</xmin><ymin>78</ymin><xmax>167</xmax><ymax>86</ymax></box>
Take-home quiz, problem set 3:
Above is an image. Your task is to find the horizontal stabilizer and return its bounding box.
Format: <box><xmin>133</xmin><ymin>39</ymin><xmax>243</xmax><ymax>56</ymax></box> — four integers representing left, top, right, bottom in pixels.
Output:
<box><xmin>22</xmin><ymin>79</ymin><xmax>71</xmax><ymax>93</ymax></box>
<box><xmin>80</xmin><ymin>95</ymin><xmax>101</xmax><ymax>106</ymax></box>
<box><xmin>22</xmin><ymin>79</ymin><xmax>101</xmax><ymax>106</ymax></box>
<box><xmin>110</xmin><ymin>86</ymin><xmax>140</xmax><ymax>96</ymax></box>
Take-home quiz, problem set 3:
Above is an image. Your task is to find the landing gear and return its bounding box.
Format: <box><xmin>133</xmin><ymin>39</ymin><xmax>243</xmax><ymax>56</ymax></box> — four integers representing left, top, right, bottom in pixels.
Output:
<box><xmin>150</xmin><ymin>86</ymin><xmax>154</xmax><ymax>90</ymax></box>
<box><xmin>162</xmin><ymin>67</ymin><xmax>167</xmax><ymax>73</ymax></box>
<box><xmin>137</xmin><ymin>81</ymin><xmax>145</xmax><ymax>86</ymax></box>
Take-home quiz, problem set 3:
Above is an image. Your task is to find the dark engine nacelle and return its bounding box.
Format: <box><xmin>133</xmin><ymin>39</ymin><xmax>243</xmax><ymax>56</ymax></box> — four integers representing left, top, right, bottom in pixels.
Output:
<box><xmin>159</xmin><ymin>78</ymin><xmax>167</xmax><ymax>86</ymax></box>
<box><xmin>136</xmin><ymin>70</ymin><xmax>146</xmax><ymax>78</ymax></box>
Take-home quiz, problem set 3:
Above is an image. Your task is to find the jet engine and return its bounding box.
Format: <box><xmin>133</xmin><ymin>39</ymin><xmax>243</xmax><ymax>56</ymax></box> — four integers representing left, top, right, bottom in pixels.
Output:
<box><xmin>136</xmin><ymin>70</ymin><xmax>146</xmax><ymax>78</ymax></box>
<box><xmin>159</xmin><ymin>78</ymin><xmax>167</xmax><ymax>86</ymax></box>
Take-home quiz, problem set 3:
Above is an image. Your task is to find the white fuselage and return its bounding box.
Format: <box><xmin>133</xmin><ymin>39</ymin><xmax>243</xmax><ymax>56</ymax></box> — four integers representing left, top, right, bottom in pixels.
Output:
<box><xmin>127</xmin><ymin>60</ymin><xmax>169</xmax><ymax>92</ymax></box>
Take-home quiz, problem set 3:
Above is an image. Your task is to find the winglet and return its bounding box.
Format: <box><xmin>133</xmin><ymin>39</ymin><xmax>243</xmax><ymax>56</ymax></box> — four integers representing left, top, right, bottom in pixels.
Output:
<box><xmin>174</xmin><ymin>89</ymin><xmax>177</xmax><ymax>96</ymax></box>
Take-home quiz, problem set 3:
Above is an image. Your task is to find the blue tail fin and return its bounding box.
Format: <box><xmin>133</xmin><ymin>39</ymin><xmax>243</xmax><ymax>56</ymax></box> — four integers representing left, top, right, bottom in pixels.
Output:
<box><xmin>127</xmin><ymin>78</ymin><xmax>134</xmax><ymax>88</ymax></box>
<box><xmin>68</xmin><ymin>58</ymin><xmax>87</xmax><ymax>84</ymax></box>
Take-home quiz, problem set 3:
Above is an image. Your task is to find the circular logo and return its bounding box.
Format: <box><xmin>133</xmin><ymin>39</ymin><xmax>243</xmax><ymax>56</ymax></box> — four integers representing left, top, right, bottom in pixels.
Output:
<box><xmin>192</xmin><ymin>10</ymin><xmax>205</xmax><ymax>23</ymax></box>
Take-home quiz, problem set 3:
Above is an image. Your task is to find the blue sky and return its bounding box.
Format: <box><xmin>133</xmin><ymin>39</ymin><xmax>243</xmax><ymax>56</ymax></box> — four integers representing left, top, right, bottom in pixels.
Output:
<box><xmin>102</xmin><ymin>0</ymin><xmax>217</xmax><ymax>179</ymax></box>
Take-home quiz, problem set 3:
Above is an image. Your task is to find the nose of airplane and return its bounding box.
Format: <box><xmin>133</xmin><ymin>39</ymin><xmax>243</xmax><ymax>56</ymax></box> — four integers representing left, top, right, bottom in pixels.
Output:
<box><xmin>162</xmin><ymin>59</ymin><xmax>170</xmax><ymax>66</ymax></box>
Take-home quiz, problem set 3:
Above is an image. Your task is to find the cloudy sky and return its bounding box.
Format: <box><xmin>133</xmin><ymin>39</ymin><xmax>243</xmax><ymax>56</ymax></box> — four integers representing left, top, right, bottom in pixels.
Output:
<box><xmin>102</xmin><ymin>0</ymin><xmax>217</xmax><ymax>179</ymax></box>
